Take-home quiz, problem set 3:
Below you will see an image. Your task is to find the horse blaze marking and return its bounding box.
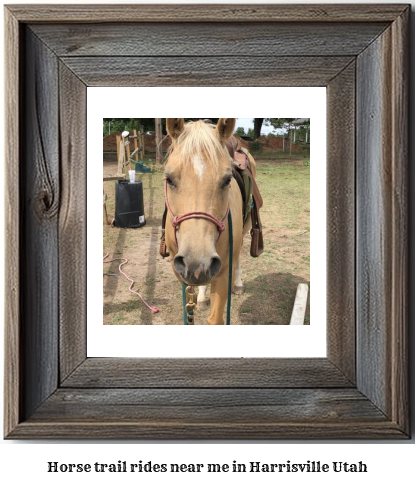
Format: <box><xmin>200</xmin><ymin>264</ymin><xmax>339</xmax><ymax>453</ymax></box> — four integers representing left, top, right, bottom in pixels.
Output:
<box><xmin>193</xmin><ymin>154</ymin><xmax>205</xmax><ymax>179</ymax></box>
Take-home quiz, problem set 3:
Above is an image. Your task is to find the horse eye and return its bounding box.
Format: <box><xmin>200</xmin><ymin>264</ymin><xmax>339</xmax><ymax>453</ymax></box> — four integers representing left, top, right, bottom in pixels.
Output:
<box><xmin>165</xmin><ymin>175</ymin><xmax>176</xmax><ymax>188</ymax></box>
<box><xmin>222</xmin><ymin>176</ymin><xmax>232</xmax><ymax>189</ymax></box>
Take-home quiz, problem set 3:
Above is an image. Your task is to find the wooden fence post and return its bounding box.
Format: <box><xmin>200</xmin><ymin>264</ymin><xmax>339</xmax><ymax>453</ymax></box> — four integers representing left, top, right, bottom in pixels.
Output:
<box><xmin>155</xmin><ymin>118</ymin><xmax>163</xmax><ymax>164</ymax></box>
<box><xmin>133</xmin><ymin>130</ymin><xmax>139</xmax><ymax>164</ymax></box>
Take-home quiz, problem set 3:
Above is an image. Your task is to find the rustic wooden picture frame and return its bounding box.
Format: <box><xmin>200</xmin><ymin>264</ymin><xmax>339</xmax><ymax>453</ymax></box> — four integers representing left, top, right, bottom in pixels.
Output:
<box><xmin>4</xmin><ymin>4</ymin><xmax>409</xmax><ymax>439</ymax></box>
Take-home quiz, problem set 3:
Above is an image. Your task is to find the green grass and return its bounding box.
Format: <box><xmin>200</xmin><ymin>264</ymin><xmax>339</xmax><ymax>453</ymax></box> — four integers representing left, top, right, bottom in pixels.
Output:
<box><xmin>245</xmin><ymin>161</ymin><xmax>310</xmax><ymax>324</ymax></box>
<box><xmin>255</xmin><ymin>150</ymin><xmax>310</xmax><ymax>161</ymax></box>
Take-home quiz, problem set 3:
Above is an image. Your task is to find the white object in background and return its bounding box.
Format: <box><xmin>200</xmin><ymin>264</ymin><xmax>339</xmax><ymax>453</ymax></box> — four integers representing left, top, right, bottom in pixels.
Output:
<box><xmin>128</xmin><ymin>170</ymin><xmax>135</xmax><ymax>183</ymax></box>
<box><xmin>122</xmin><ymin>130</ymin><xmax>129</xmax><ymax>138</ymax></box>
<box><xmin>290</xmin><ymin>284</ymin><xmax>309</xmax><ymax>325</ymax></box>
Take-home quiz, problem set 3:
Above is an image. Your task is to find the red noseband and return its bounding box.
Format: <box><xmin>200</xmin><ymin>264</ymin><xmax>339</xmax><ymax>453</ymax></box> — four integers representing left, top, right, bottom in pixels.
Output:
<box><xmin>164</xmin><ymin>178</ymin><xmax>229</xmax><ymax>246</ymax></box>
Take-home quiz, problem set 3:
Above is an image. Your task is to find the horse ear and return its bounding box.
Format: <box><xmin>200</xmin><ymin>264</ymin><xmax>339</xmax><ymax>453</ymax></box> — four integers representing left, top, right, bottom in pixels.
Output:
<box><xmin>166</xmin><ymin>118</ymin><xmax>185</xmax><ymax>140</ymax></box>
<box><xmin>216</xmin><ymin>118</ymin><xmax>236</xmax><ymax>142</ymax></box>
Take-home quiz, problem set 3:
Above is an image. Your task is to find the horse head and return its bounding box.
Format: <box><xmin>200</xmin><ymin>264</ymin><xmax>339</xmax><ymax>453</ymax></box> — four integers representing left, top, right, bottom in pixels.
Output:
<box><xmin>164</xmin><ymin>118</ymin><xmax>236</xmax><ymax>286</ymax></box>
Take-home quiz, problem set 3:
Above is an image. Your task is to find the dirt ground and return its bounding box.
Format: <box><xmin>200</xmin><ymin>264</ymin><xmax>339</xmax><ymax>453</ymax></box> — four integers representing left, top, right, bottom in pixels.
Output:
<box><xmin>103</xmin><ymin>155</ymin><xmax>310</xmax><ymax>325</ymax></box>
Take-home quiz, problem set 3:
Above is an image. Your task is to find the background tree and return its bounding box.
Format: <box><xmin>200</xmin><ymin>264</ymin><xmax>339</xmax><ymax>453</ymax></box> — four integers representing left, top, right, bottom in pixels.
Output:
<box><xmin>268</xmin><ymin>118</ymin><xmax>296</xmax><ymax>132</ymax></box>
<box><xmin>103</xmin><ymin>118</ymin><xmax>156</xmax><ymax>136</ymax></box>
<box><xmin>253</xmin><ymin>118</ymin><xmax>264</xmax><ymax>139</ymax></box>
<box><xmin>252</xmin><ymin>118</ymin><xmax>309</xmax><ymax>139</ymax></box>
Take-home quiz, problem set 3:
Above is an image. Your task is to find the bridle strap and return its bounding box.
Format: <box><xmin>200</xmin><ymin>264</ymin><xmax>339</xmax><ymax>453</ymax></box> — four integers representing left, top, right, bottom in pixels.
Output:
<box><xmin>172</xmin><ymin>212</ymin><xmax>226</xmax><ymax>232</ymax></box>
<box><xmin>164</xmin><ymin>178</ymin><xmax>229</xmax><ymax>245</ymax></box>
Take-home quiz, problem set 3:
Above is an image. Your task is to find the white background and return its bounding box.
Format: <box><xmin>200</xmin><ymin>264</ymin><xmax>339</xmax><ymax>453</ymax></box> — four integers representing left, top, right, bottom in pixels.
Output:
<box><xmin>89</xmin><ymin>87</ymin><xmax>326</xmax><ymax>357</ymax></box>
<box><xmin>1</xmin><ymin>0</ymin><xmax>414</xmax><ymax>486</ymax></box>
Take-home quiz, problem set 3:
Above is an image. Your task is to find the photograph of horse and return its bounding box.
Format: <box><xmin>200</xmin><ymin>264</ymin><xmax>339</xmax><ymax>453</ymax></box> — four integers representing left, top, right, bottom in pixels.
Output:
<box><xmin>103</xmin><ymin>117</ymin><xmax>310</xmax><ymax>326</ymax></box>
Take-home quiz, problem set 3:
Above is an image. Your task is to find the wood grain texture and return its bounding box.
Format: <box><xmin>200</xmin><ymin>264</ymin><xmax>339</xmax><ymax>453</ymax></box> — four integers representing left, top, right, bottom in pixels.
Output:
<box><xmin>61</xmin><ymin>56</ymin><xmax>354</xmax><ymax>87</ymax></box>
<box><xmin>356</xmin><ymin>31</ymin><xmax>392</xmax><ymax>414</ymax></box>
<box><xmin>32</xmin><ymin>388</ymin><xmax>386</xmax><ymax>422</ymax></box>
<box><xmin>389</xmin><ymin>8</ymin><xmax>409</xmax><ymax>433</ymax></box>
<box><xmin>7</xmin><ymin>422</ymin><xmax>406</xmax><ymax>440</ymax></box>
<box><xmin>326</xmin><ymin>62</ymin><xmax>356</xmax><ymax>383</ymax></box>
<box><xmin>4</xmin><ymin>6</ymin><xmax>21</xmax><ymax>438</ymax></box>
<box><xmin>58</xmin><ymin>63</ymin><xmax>87</xmax><ymax>381</ymax></box>
<box><xmin>10</xmin><ymin>402</ymin><xmax>405</xmax><ymax>440</ymax></box>
<box><xmin>356</xmin><ymin>13</ymin><xmax>408</xmax><ymax>430</ymax></box>
<box><xmin>31</xmin><ymin>22</ymin><xmax>388</xmax><ymax>57</ymax></box>
<box><xmin>357</xmin><ymin>31</ymin><xmax>391</xmax><ymax>416</ymax></box>
<box><xmin>62</xmin><ymin>358</ymin><xmax>352</xmax><ymax>388</ymax></box>
<box><xmin>6</xmin><ymin>4</ymin><xmax>409</xmax><ymax>23</ymax></box>
<box><xmin>4</xmin><ymin>4</ymin><xmax>410</xmax><ymax>440</ymax></box>
<box><xmin>20</xmin><ymin>28</ymin><xmax>60</xmax><ymax>420</ymax></box>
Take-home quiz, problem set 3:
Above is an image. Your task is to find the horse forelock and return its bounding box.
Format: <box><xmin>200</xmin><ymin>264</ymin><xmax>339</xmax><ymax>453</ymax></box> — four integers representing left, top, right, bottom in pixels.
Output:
<box><xmin>170</xmin><ymin>120</ymin><xmax>231</xmax><ymax>173</ymax></box>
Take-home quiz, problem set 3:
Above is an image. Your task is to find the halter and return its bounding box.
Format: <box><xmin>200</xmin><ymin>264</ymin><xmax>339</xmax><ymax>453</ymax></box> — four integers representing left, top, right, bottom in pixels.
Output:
<box><xmin>164</xmin><ymin>178</ymin><xmax>229</xmax><ymax>246</ymax></box>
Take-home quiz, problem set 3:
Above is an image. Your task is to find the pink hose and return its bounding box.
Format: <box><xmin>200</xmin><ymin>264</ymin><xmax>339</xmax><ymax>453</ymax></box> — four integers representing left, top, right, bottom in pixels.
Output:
<box><xmin>103</xmin><ymin>253</ymin><xmax>159</xmax><ymax>314</ymax></box>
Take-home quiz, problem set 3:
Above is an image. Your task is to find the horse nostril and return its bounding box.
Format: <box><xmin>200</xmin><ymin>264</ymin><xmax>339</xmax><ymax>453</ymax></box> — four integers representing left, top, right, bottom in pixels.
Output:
<box><xmin>173</xmin><ymin>255</ymin><xmax>187</xmax><ymax>277</ymax></box>
<box><xmin>209</xmin><ymin>256</ymin><xmax>222</xmax><ymax>278</ymax></box>
<box><xmin>174</xmin><ymin>254</ymin><xmax>222</xmax><ymax>284</ymax></box>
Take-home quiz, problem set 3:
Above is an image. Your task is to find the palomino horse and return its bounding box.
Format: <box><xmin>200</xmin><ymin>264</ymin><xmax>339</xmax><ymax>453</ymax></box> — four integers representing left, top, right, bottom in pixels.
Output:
<box><xmin>164</xmin><ymin>118</ymin><xmax>256</xmax><ymax>325</ymax></box>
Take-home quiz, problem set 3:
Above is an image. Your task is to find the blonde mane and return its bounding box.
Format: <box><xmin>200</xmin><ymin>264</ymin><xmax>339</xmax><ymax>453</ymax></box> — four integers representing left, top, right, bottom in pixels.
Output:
<box><xmin>170</xmin><ymin>120</ymin><xmax>230</xmax><ymax>169</ymax></box>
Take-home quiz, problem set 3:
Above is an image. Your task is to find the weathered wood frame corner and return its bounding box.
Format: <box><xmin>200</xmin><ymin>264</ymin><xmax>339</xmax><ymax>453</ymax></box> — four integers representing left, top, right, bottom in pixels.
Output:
<box><xmin>4</xmin><ymin>4</ymin><xmax>409</xmax><ymax>440</ymax></box>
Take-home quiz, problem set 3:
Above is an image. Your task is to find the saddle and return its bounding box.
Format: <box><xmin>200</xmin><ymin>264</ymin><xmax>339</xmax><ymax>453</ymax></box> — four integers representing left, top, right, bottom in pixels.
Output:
<box><xmin>226</xmin><ymin>136</ymin><xmax>264</xmax><ymax>258</ymax></box>
<box><xmin>159</xmin><ymin>137</ymin><xmax>264</xmax><ymax>258</ymax></box>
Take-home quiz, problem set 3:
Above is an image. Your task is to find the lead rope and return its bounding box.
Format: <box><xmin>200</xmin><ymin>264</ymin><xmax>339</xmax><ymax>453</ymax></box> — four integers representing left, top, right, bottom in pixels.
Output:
<box><xmin>226</xmin><ymin>210</ymin><xmax>233</xmax><ymax>325</ymax></box>
<box><xmin>103</xmin><ymin>253</ymin><xmax>159</xmax><ymax>314</ymax></box>
<box><xmin>182</xmin><ymin>210</ymin><xmax>233</xmax><ymax>325</ymax></box>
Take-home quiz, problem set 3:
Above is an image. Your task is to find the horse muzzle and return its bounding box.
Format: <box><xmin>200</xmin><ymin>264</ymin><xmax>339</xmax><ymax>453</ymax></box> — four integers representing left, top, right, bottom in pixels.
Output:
<box><xmin>173</xmin><ymin>253</ymin><xmax>222</xmax><ymax>285</ymax></box>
